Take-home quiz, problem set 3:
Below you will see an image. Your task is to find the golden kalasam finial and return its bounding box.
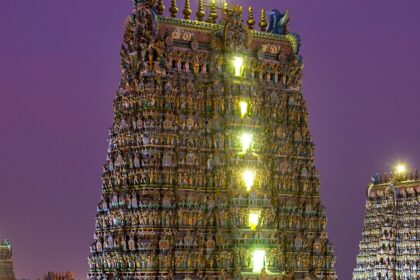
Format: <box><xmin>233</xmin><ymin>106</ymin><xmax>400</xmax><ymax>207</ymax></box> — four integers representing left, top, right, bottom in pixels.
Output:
<box><xmin>260</xmin><ymin>9</ymin><xmax>268</xmax><ymax>31</ymax></box>
<box><xmin>183</xmin><ymin>0</ymin><xmax>192</xmax><ymax>19</ymax></box>
<box><xmin>169</xmin><ymin>0</ymin><xmax>179</xmax><ymax>17</ymax></box>
<box><xmin>247</xmin><ymin>6</ymin><xmax>255</xmax><ymax>29</ymax></box>
<box><xmin>223</xmin><ymin>2</ymin><xmax>229</xmax><ymax>15</ymax></box>
<box><xmin>156</xmin><ymin>0</ymin><xmax>165</xmax><ymax>15</ymax></box>
<box><xmin>208</xmin><ymin>0</ymin><xmax>218</xmax><ymax>23</ymax></box>
<box><xmin>231</xmin><ymin>4</ymin><xmax>242</xmax><ymax>15</ymax></box>
<box><xmin>196</xmin><ymin>0</ymin><xmax>205</xmax><ymax>21</ymax></box>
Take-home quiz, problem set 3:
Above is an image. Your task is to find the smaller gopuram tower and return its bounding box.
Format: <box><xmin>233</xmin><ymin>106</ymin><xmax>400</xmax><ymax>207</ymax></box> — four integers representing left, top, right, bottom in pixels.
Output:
<box><xmin>352</xmin><ymin>164</ymin><xmax>419</xmax><ymax>280</ymax></box>
<box><xmin>0</xmin><ymin>240</ymin><xmax>16</xmax><ymax>280</ymax></box>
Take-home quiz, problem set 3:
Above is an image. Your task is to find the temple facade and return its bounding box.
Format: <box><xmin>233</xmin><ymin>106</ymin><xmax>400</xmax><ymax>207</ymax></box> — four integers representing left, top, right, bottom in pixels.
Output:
<box><xmin>352</xmin><ymin>168</ymin><xmax>419</xmax><ymax>280</ymax></box>
<box><xmin>88</xmin><ymin>0</ymin><xmax>336</xmax><ymax>279</ymax></box>
<box><xmin>0</xmin><ymin>240</ymin><xmax>16</xmax><ymax>280</ymax></box>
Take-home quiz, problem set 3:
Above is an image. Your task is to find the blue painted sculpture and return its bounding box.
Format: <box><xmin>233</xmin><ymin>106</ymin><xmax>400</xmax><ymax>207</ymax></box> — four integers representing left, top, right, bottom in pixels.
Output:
<box><xmin>267</xmin><ymin>9</ymin><xmax>289</xmax><ymax>35</ymax></box>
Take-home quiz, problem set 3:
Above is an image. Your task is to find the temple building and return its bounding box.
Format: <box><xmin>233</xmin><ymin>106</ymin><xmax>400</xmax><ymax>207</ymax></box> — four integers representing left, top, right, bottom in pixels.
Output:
<box><xmin>88</xmin><ymin>0</ymin><xmax>337</xmax><ymax>279</ymax></box>
<box><xmin>353</xmin><ymin>165</ymin><xmax>419</xmax><ymax>280</ymax></box>
<box><xmin>0</xmin><ymin>240</ymin><xmax>16</xmax><ymax>280</ymax></box>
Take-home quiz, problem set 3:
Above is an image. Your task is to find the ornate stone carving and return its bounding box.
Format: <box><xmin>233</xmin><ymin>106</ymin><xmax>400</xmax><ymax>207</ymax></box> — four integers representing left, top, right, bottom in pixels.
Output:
<box><xmin>223</xmin><ymin>6</ymin><xmax>250</xmax><ymax>52</ymax></box>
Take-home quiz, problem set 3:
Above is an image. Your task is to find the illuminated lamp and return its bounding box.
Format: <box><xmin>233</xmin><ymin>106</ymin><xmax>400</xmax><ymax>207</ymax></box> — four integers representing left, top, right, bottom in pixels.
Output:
<box><xmin>252</xmin><ymin>250</ymin><xmax>266</xmax><ymax>273</ymax></box>
<box><xmin>240</xmin><ymin>132</ymin><xmax>253</xmax><ymax>153</ymax></box>
<box><xmin>249</xmin><ymin>210</ymin><xmax>260</xmax><ymax>230</ymax></box>
<box><xmin>395</xmin><ymin>163</ymin><xmax>407</xmax><ymax>175</ymax></box>
<box><xmin>242</xmin><ymin>170</ymin><xmax>255</xmax><ymax>191</ymax></box>
<box><xmin>233</xmin><ymin>56</ymin><xmax>244</xmax><ymax>77</ymax></box>
<box><xmin>239</xmin><ymin>101</ymin><xmax>248</xmax><ymax>118</ymax></box>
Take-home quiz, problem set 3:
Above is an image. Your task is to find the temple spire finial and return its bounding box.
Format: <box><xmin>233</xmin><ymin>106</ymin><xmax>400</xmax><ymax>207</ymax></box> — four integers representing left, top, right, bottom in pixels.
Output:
<box><xmin>156</xmin><ymin>0</ymin><xmax>165</xmax><ymax>15</ymax></box>
<box><xmin>260</xmin><ymin>9</ymin><xmax>268</xmax><ymax>32</ymax></box>
<box><xmin>223</xmin><ymin>2</ymin><xmax>230</xmax><ymax>16</ymax></box>
<box><xmin>196</xmin><ymin>0</ymin><xmax>205</xmax><ymax>21</ymax></box>
<box><xmin>183</xmin><ymin>0</ymin><xmax>192</xmax><ymax>19</ymax></box>
<box><xmin>169</xmin><ymin>0</ymin><xmax>179</xmax><ymax>17</ymax></box>
<box><xmin>208</xmin><ymin>0</ymin><xmax>218</xmax><ymax>23</ymax></box>
<box><xmin>247</xmin><ymin>6</ymin><xmax>255</xmax><ymax>29</ymax></box>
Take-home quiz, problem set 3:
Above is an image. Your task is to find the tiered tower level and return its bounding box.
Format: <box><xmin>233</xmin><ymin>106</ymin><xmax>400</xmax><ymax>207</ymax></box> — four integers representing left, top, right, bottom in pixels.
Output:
<box><xmin>0</xmin><ymin>240</ymin><xmax>16</xmax><ymax>280</ymax></box>
<box><xmin>88</xmin><ymin>0</ymin><xmax>336</xmax><ymax>279</ymax></box>
<box><xmin>353</xmin><ymin>168</ymin><xmax>419</xmax><ymax>280</ymax></box>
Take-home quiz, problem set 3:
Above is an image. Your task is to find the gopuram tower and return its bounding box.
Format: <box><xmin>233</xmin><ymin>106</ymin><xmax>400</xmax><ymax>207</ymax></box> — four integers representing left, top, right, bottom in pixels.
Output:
<box><xmin>88</xmin><ymin>0</ymin><xmax>336</xmax><ymax>279</ymax></box>
<box><xmin>353</xmin><ymin>165</ymin><xmax>419</xmax><ymax>280</ymax></box>
<box><xmin>0</xmin><ymin>240</ymin><xmax>16</xmax><ymax>280</ymax></box>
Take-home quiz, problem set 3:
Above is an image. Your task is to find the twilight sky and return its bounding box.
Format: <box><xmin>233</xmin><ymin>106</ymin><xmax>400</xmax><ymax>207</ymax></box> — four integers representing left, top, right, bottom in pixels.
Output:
<box><xmin>0</xmin><ymin>1</ymin><xmax>419</xmax><ymax>279</ymax></box>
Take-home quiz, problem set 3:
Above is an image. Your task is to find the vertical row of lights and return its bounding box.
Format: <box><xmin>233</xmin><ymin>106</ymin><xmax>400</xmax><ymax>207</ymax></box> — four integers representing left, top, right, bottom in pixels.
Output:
<box><xmin>233</xmin><ymin>55</ymin><xmax>265</xmax><ymax>273</ymax></box>
<box><xmin>235</xmin><ymin>57</ymin><xmax>255</xmax><ymax>189</ymax></box>
<box><xmin>238</xmin><ymin>100</ymin><xmax>255</xmax><ymax>190</ymax></box>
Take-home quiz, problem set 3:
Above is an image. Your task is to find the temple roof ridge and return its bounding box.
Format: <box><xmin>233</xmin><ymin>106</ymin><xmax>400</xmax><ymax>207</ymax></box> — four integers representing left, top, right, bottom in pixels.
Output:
<box><xmin>139</xmin><ymin>0</ymin><xmax>301</xmax><ymax>54</ymax></box>
<box><xmin>370</xmin><ymin>167</ymin><xmax>419</xmax><ymax>186</ymax></box>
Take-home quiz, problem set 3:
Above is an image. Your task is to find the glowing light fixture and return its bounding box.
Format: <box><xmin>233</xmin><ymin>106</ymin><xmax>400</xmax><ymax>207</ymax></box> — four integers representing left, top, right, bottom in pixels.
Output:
<box><xmin>249</xmin><ymin>210</ymin><xmax>260</xmax><ymax>230</ymax></box>
<box><xmin>240</xmin><ymin>132</ymin><xmax>253</xmax><ymax>153</ymax></box>
<box><xmin>233</xmin><ymin>56</ymin><xmax>244</xmax><ymax>76</ymax></box>
<box><xmin>239</xmin><ymin>101</ymin><xmax>248</xmax><ymax>118</ymax></box>
<box><xmin>252</xmin><ymin>250</ymin><xmax>266</xmax><ymax>273</ymax></box>
<box><xmin>395</xmin><ymin>163</ymin><xmax>407</xmax><ymax>174</ymax></box>
<box><xmin>242</xmin><ymin>170</ymin><xmax>256</xmax><ymax>191</ymax></box>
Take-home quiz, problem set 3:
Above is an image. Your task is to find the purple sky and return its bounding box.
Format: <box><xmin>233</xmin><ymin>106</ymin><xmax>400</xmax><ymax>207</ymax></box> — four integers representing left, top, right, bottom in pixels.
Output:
<box><xmin>0</xmin><ymin>1</ymin><xmax>419</xmax><ymax>279</ymax></box>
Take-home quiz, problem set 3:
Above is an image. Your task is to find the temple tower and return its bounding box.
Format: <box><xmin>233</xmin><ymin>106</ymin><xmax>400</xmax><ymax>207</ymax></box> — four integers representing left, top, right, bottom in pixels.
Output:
<box><xmin>353</xmin><ymin>165</ymin><xmax>419</xmax><ymax>280</ymax></box>
<box><xmin>0</xmin><ymin>240</ymin><xmax>16</xmax><ymax>280</ymax></box>
<box><xmin>88</xmin><ymin>1</ymin><xmax>337</xmax><ymax>279</ymax></box>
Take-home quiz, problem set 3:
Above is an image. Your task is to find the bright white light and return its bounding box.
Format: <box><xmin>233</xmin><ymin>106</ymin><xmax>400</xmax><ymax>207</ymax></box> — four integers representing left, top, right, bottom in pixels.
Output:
<box><xmin>395</xmin><ymin>163</ymin><xmax>407</xmax><ymax>174</ymax></box>
<box><xmin>242</xmin><ymin>170</ymin><xmax>255</xmax><ymax>191</ymax></box>
<box><xmin>233</xmin><ymin>56</ymin><xmax>244</xmax><ymax>76</ymax></box>
<box><xmin>239</xmin><ymin>101</ymin><xmax>248</xmax><ymax>118</ymax></box>
<box><xmin>249</xmin><ymin>210</ymin><xmax>260</xmax><ymax>230</ymax></box>
<box><xmin>252</xmin><ymin>250</ymin><xmax>266</xmax><ymax>273</ymax></box>
<box><xmin>240</xmin><ymin>133</ymin><xmax>253</xmax><ymax>152</ymax></box>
